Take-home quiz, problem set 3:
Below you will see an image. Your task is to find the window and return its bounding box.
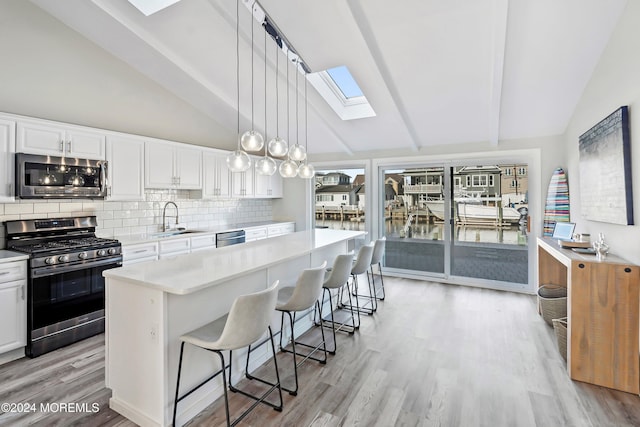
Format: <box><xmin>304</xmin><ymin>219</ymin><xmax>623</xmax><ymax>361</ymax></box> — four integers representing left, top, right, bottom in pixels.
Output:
<box><xmin>472</xmin><ymin>175</ymin><xmax>488</xmax><ymax>187</ymax></box>
<box><xmin>466</xmin><ymin>176</ymin><xmax>471</xmax><ymax>187</ymax></box>
<box><xmin>307</xmin><ymin>67</ymin><xmax>376</xmax><ymax>121</ymax></box>
<box><xmin>518</xmin><ymin>167</ymin><xmax>527</xmax><ymax>175</ymax></box>
<box><xmin>505</xmin><ymin>168</ymin><xmax>513</xmax><ymax>176</ymax></box>
<box><xmin>511</xmin><ymin>180</ymin><xmax>519</xmax><ymax>188</ymax></box>
<box><xmin>342</xmin><ymin>194</ymin><xmax>348</xmax><ymax>201</ymax></box>
<box><xmin>489</xmin><ymin>176</ymin><xmax>494</xmax><ymax>186</ymax></box>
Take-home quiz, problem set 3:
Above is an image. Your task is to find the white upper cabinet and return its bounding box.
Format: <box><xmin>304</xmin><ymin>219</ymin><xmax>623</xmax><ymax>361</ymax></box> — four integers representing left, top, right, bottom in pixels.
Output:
<box><xmin>231</xmin><ymin>164</ymin><xmax>254</xmax><ymax>198</ymax></box>
<box><xmin>16</xmin><ymin>119</ymin><xmax>105</xmax><ymax>160</ymax></box>
<box><xmin>106</xmin><ymin>135</ymin><xmax>145</xmax><ymax>201</ymax></box>
<box><xmin>254</xmin><ymin>163</ymin><xmax>283</xmax><ymax>198</ymax></box>
<box><xmin>145</xmin><ymin>141</ymin><xmax>202</xmax><ymax>190</ymax></box>
<box><xmin>0</xmin><ymin>118</ymin><xmax>16</xmax><ymax>202</ymax></box>
<box><xmin>203</xmin><ymin>150</ymin><xmax>231</xmax><ymax>198</ymax></box>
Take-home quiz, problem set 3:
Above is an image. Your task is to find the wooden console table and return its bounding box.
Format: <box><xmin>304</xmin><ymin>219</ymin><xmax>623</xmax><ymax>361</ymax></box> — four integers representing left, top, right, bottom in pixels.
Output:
<box><xmin>537</xmin><ymin>237</ymin><xmax>640</xmax><ymax>394</ymax></box>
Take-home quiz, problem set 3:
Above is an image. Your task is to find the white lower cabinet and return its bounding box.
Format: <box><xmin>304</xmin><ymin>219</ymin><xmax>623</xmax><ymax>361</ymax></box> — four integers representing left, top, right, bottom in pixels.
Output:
<box><xmin>245</xmin><ymin>227</ymin><xmax>267</xmax><ymax>242</ymax></box>
<box><xmin>190</xmin><ymin>234</ymin><xmax>217</xmax><ymax>252</ymax></box>
<box><xmin>267</xmin><ymin>222</ymin><xmax>295</xmax><ymax>237</ymax></box>
<box><xmin>158</xmin><ymin>238</ymin><xmax>190</xmax><ymax>259</ymax></box>
<box><xmin>0</xmin><ymin>260</ymin><xmax>27</xmax><ymax>356</ymax></box>
<box><xmin>122</xmin><ymin>242</ymin><xmax>158</xmax><ymax>265</ymax></box>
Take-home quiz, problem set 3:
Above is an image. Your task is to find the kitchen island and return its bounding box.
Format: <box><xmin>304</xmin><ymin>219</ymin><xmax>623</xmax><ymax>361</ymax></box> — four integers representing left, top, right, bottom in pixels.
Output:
<box><xmin>103</xmin><ymin>229</ymin><xmax>364</xmax><ymax>427</ymax></box>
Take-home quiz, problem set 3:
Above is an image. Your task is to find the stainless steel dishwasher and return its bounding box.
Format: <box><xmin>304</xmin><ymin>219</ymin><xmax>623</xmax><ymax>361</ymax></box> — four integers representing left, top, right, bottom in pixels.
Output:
<box><xmin>215</xmin><ymin>230</ymin><xmax>246</xmax><ymax>247</ymax></box>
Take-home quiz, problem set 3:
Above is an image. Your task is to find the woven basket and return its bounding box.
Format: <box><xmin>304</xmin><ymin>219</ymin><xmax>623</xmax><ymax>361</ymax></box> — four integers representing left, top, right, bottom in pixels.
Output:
<box><xmin>538</xmin><ymin>285</ymin><xmax>567</xmax><ymax>326</ymax></box>
<box><xmin>552</xmin><ymin>317</ymin><xmax>568</xmax><ymax>361</ymax></box>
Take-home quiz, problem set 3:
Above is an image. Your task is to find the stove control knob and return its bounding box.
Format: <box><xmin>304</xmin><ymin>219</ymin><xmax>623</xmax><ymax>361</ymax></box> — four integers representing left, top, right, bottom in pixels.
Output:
<box><xmin>97</xmin><ymin>249</ymin><xmax>107</xmax><ymax>257</ymax></box>
<box><xmin>45</xmin><ymin>257</ymin><xmax>55</xmax><ymax>265</ymax></box>
<box><xmin>78</xmin><ymin>252</ymin><xmax>88</xmax><ymax>260</ymax></box>
<box><xmin>58</xmin><ymin>255</ymin><xmax>69</xmax><ymax>263</ymax></box>
<box><xmin>108</xmin><ymin>248</ymin><xmax>118</xmax><ymax>255</ymax></box>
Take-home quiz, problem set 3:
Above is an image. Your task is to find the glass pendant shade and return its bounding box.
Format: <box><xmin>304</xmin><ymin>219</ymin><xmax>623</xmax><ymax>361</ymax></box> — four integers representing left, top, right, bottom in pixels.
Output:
<box><xmin>240</xmin><ymin>130</ymin><xmax>264</xmax><ymax>152</ymax></box>
<box><xmin>268</xmin><ymin>137</ymin><xmax>288</xmax><ymax>157</ymax></box>
<box><xmin>255</xmin><ymin>156</ymin><xmax>277</xmax><ymax>176</ymax></box>
<box><xmin>298</xmin><ymin>163</ymin><xmax>315</xmax><ymax>179</ymax></box>
<box><xmin>288</xmin><ymin>144</ymin><xmax>307</xmax><ymax>161</ymax></box>
<box><xmin>226</xmin><ymin>149</ymin><xmax>251</xmax><ymax>172</ymax></box>
<box><xmin>279</xmin><ymin>159</ymin><xmax>298</xmax><ymax>178</ymax></box>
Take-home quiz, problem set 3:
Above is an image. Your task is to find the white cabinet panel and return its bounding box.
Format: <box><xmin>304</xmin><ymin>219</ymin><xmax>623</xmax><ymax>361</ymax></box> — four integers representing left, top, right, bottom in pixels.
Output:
<box><xmin>122</xmin><ymin>242</ymin><xmax>158</xmax><ymax>265</ymax></box>
<box><xmin>0</xmin><ymin>118</ymin><xmax>16</xmax><ymax>202</ymax></box>
<box><xmin>0</xmin><ymin>259</ymin><xmax>27</xmax><ymax>356</ymax></box>
<box><xmin>203</xmin><ymin>151</ymin><xmax>231</xmax><ymax>198</ymax></box>
<box><xmin>159</xmin><ymin>238</ymin><xmax>190</xmax><ymax>258</ymax></box>
<box><xmin>231</xmin><ymin>167</ymin><xmax>254</xmax><ymax>198</ymax></box>
<box><xmin>245</xmin><ymin>227</ymin><xmax>267</xmax><ymax>242</ymax></box>
<box><xmin>106</xmin><ymin>135</ymin><xmax>144</xmax><ymax>201</ymax></box>
<box><xmin>267</xmin><ymin>222</ymin><xmax>295</xmax><ymax>237</ymax></box>
<box><xmin>16</xmin><ymin>120</ymin><xmax>105</xmax><ymax>160</ymax></box>
<box><xmin>190</xmin><ymin>234</ymin><xmax>216</xmax><ymax>251</ymax></box>
<box><xmin>254</xmin><ymin>166</ymin><xmax>283</xmax><ymax>198</ymax></box>
<box><xmin>145</xmin><ymin>141</ymin><xmax>202</xmax><ymax>190</ymax></box>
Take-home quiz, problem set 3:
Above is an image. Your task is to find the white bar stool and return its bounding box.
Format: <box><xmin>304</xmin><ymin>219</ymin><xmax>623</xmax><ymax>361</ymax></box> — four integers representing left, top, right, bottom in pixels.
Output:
<box><xmin>172</xmin><ymin>281</ymin><xmax>282</xmax><ymax>427</ymax></box>
<box><xmin>368</xmin><ymin>237</ymin><xmax>386</xmax><ymax>301</ymax></box>
<box><xmin>247</xmin><ymin>262</ymin><xmax>328</xmax><ymax>396</ymax></box>
<box><xmin>317</xmin><ymin>252</ymin><xmax>357</xmax><ymax>353</ymax></box>
<box><xmin>342</xmin><ymin>243</ymin><xmax>376</xmax><ymax>315</ymax></box>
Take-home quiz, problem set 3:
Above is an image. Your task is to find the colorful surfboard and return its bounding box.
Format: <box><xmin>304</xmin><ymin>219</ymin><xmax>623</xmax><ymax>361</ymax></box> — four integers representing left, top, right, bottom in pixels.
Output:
<box><xmin>543</xmin><ymin>167</ymin><xmax>570</xmax><ymax>236</ymax></box>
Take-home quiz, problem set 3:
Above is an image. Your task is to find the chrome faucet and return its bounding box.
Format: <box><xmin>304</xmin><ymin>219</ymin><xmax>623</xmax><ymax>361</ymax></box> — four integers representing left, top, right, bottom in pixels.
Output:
<box><xmin>162</xmin><ymin>201</ymin><xmax>179</xmax><ymax>232</ymax></box>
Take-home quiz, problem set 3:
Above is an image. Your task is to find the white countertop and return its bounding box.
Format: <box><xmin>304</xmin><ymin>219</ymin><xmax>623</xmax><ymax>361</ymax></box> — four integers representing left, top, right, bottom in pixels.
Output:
<box><xmin>104</xmin><ymin>229</ymin><xmax>364</xmax><ymax>295</ymax></box>
<box><xmin>112</xmin><ymin>220</ymin><xmax>294</xmax><ymax>245</ymax></box>
<box><xmin>0</xmin><ymin>250</ymin><xmax>29</xmax><ymax>263</ymax></box>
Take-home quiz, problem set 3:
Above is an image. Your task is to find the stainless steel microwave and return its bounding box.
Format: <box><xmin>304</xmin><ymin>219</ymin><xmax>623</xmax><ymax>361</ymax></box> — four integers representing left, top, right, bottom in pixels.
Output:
<box><xmin>16</xmin><ymin>153</ymin><xmax>108</xmax><ymax>199</ymax></box>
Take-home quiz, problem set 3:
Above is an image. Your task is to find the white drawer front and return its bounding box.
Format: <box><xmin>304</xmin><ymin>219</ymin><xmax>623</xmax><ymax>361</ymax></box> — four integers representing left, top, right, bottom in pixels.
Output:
<box><xmin>190</xmin><ymin>234</ymin><xmax>216</xmax><ymax>250</ymax></box>
<box><xmin>122</xmin><ymin>243</ymin><xmax>158</xmax><ymax>261</ymax></box>
<box><xmin>245</xmin><ymin>228</ymin><xmax>267</xmax><ymax>241</ymax></box>
<box><xmin>159</xmin><ymin>238</ymin><xmax>190</xmax><ymax>255</ymax></box>
<box><xmin>0</xmin><ymin>261</ymin><xmax>27</xmax><ymax>284</ymax></box>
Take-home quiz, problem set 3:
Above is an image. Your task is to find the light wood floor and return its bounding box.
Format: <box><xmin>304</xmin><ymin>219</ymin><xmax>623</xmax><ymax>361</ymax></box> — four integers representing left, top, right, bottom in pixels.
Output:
<box><xmin>1</xmin><ymin>277</ymin><xmax>639</xmax><ymax>426</ymax></box>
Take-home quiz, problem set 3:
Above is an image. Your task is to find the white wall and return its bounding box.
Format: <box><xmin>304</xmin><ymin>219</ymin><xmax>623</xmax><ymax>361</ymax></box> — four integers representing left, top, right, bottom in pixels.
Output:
<box><xmin>564</xmin><ymin>0</ymin><xmax>640</xmax><ymax>264</ymax></box>
<box><xmin>0</xmin><ymin>0</ymin><xmax>234</xmax><ymax>150</ymax></box>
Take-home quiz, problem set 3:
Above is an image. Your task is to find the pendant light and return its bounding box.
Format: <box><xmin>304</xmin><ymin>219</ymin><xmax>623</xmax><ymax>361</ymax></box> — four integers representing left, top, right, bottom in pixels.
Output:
<box><xmin>288</xmin><ymin>58</ymin><xmax>307</xmax><ymax>162</ymax></box>
<box><xmin>240</xmin><ymin>7</ymin><xmax>264</xmax><ymax>152</ymax></box>
<box><xmin>227</xmin><ymin>0</ymin><xmax>251</xmax><ymax>172</ymax></box>
<box><xmin>298</xmin><ymin>76</ymin><xmax>315</xmax><ymax>179</ymax></box>
<box><xmin>267</xmin><ymin>40</ymin><xmax>288</xmax><ymax>157</ymax></box>
<box><xmin>255</xmin><ymin>26</ymin><xmax>277</xmax><ymax>176</ymax></box>
<box><xmin>279</xmin><ymin>52</ymin><xmax>298</xmax><ymax>178</ymax></box>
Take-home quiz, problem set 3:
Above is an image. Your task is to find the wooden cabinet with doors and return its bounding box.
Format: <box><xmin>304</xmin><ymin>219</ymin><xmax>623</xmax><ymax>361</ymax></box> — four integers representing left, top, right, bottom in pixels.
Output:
<box><xmin>537</xmin><ymin>237</ymin><xmax>640</xmax><ymax>394</ymax></box>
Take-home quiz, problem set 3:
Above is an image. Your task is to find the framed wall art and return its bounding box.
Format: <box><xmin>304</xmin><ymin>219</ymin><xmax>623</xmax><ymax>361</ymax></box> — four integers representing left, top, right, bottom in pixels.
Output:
<box><xmin>578</xmin><ymin>106</ymin><xmax>633</xmax><ymax>225</ymax></box>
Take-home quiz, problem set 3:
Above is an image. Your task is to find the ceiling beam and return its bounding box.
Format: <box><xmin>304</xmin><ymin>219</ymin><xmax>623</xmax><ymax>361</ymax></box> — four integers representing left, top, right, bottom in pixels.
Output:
<box><xmin>346</xmin><ymin>0</ymin><xmax>420</xmax><ymax>151</ymax></box>
<box><xmin>488</xmin><ymin>0</ymin><xmax>509</xmax><ymax>146</ymax></box>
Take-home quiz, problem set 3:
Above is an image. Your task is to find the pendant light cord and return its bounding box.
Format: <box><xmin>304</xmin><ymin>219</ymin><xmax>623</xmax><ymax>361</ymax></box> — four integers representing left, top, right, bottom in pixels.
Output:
<box><xmin>304</xmin><ymin>76</ymin><xmax>308</xmax><ymax>163</ymax></box>
<box><xmin>286</xmin><ymin>50</ymin><xmax>290</xmax><ymax>147</ymax></box>
<box><xmin>295</xmin><ymin>59</ymin><xmax>299</xmax><ymax>147</ymax></box>
<box><xmin>250</xmin><ymin>10</ymin><xmax>255</xmax><ymax>130</ymax></box>
<box><xmin>275</xmin><ymin>41</ymin><xmax>279</xmax><ymax>137</ymax></box>
<box><xmin>236</xmin><ymin>0</ymin><xmax>240</xmax><ymax>146</ymax></box>
<box><xmin>264</xmin><ymin>28</ymin><xmax>268</xmax><ymax>156</ymax></box>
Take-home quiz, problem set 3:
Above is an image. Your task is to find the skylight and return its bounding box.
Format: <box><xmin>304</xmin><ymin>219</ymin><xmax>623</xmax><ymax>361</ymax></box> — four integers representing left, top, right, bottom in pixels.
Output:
<box><xmin>307</xmin><ymin>66</ymin><xmax>375</xmax><ymax>121</ymax></box>
<box><xmin>127</xmin><ymin>0</ymin><xmax>180</xmax><ymax>16</ymax></box>
<box><xmin>326</xmin><ymin>66</ymin><xmax>364</xmax><ymax>98</ymax></box>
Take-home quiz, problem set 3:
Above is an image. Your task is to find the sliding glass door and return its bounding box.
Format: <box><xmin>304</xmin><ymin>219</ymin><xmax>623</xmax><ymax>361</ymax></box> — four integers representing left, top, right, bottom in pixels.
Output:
<box><xmin>379</xmin><ymin>163</ymin><xmax>529</xmax><ymax>289</ymax></box>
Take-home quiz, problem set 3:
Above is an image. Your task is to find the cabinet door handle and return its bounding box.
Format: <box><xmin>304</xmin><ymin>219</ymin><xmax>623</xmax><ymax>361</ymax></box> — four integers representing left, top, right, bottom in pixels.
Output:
<box><xmin>21</xmin><ymin>285</ymin><xmax>25</xmax><ymax>300</ymax></box>
<box><xmin>60</xmin><ymin>140</ymin><xmax>64</xmax><ymax>152</ymax></box>
<box><xmin>67</xmin><ymin>141</ymin><xmax>72</xmax><ymax>152</ymax></box>
<box><xmin>0</xmin><ymin>271</ymin><xmax>9</xmax><ymax>276</ymax></box>
<box><xmin>133</xmin><ymin>249</ymin><xmax>148</xmax><ymax>254</ymax></box>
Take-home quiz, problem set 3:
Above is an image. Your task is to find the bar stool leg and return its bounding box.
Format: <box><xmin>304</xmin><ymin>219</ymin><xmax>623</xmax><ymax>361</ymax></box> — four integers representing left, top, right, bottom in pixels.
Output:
<box><xmin>172</xmin><ymin>342</ymin><xmax>186</xmax><ymax>427</ymax></box>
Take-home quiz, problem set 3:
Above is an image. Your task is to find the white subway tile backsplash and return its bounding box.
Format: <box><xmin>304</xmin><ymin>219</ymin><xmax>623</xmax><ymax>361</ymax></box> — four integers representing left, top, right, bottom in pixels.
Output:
<box><xmin>5</xmin><ymin>204</ymin><xmax>34</xmax><ymax>215</ymax></box>
<box><xmin>0</xmin><ymin>188</ymin><xmax>274</xmax><ymax>248</ymax></box>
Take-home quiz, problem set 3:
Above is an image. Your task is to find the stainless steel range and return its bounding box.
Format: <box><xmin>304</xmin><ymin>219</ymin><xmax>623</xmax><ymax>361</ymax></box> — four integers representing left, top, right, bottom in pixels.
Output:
<box><xmin>4</xmin><ymin>216</ymin><xmax>121</xmax><ymax>357</ymax></box>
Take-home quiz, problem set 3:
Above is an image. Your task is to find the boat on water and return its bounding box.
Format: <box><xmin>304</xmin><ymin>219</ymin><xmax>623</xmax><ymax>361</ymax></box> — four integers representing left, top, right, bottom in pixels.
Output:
<box><xmin>425</xmin><ymin>200</ymin><xmax>522</xmax><ymax>223</ymax></box>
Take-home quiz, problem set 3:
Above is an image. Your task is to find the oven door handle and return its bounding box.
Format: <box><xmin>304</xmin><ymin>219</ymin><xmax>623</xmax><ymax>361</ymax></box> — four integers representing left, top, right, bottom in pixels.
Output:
<box><xmin>31</xmin><ymin>257</ymin><xmax>122</xmax><ymax>278</ymax></box>
<box><xmin>99</xmin><ymin>161</ymin><xmax>108</xmax><ymax>196</ymax></box>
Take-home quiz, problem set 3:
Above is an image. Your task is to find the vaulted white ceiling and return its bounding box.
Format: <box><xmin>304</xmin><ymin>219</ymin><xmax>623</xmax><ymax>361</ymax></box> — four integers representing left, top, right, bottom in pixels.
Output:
<box><xmin>31</xmin><ymin>0</ymin><xmax>627</xmax><ymax>156</ymax></box>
